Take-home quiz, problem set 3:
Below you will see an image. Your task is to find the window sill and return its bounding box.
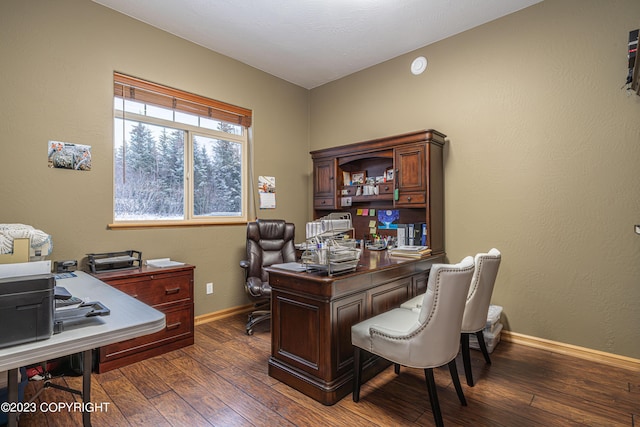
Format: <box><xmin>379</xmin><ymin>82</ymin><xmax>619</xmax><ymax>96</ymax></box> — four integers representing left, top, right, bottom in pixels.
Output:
<box><xmin>108</xmin><ymin>219</ymin><xmax>247</xmax><ymax>229</ymax></box>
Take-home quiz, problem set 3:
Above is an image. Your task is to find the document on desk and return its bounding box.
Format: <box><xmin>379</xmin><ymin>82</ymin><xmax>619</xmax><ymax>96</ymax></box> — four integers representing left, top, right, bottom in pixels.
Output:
<box><xmin>146</xmin><ymin>258</ymin><xmax>185</xmax><ymax>268</ymax></box>
<box><xmin>270</xmin><ymin>262</ymin><xmax>306</xmax><ymax>272</ymax></box>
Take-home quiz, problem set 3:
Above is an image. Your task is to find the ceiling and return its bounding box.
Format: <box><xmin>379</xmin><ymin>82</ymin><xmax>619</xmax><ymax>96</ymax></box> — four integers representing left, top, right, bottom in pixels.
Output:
<box><xmin>93</xmin><ymin>0</ymin><xmax>542</xmax><ymax>89</ymax></box>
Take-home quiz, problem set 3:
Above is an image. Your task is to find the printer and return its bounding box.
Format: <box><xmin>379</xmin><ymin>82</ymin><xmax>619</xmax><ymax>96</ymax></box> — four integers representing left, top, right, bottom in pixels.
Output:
<box><xmin>0</xmin><ymin>273</ymin><xmax>55</xmax><ymax>348</ymax></box>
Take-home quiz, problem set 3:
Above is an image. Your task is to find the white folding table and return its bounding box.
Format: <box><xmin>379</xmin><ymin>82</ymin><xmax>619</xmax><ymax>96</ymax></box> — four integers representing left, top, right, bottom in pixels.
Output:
<box><xmin>0</xmin><ymin>271</ymin><xmax>166</xmax><ymax>426</ymax></box>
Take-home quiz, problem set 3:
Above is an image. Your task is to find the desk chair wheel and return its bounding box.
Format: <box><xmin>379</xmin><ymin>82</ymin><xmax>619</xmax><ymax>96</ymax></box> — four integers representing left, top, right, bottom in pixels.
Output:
<box><xmin>246</xmin><ymin>313</ymin><xmax>254</xmax><ymax>335</ymax></box>
<box><xmin>245</xmin><ymin>310</ymin><xmax>270</xmax><ymax>335</ymax></box>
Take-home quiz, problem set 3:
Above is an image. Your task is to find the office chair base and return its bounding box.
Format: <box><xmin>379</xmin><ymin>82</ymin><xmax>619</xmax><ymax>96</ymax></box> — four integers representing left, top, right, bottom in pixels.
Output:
<box><xmin>246</xmin><ymin>310</ymin><xmax>270</xmax><ymax>335</ymax></box>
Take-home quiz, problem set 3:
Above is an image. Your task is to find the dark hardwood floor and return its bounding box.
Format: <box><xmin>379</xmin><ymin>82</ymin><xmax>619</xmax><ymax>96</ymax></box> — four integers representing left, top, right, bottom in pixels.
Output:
<box><xmin>16</xmin><ymin>313</ymin><xmax>639</xmax><ymax>426</ymax></box>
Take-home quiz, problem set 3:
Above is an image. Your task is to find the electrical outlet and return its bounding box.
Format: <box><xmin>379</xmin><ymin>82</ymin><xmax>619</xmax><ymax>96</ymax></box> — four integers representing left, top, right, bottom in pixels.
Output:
<box><xmin>206</xmin><ymin>282</ymin><xmax>213</xmax><ymax>294</ymax></box>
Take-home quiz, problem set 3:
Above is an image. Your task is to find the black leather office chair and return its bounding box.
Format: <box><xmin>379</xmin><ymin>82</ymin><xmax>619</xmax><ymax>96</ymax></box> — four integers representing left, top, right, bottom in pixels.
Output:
<box><xmin>240</xmin><ymin>219</ymin><xmax>295</xmax><ymax>335</ymax></box>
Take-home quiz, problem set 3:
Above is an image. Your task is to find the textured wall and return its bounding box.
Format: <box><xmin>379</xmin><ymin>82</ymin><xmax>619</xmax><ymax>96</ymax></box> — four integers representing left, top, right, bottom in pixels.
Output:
<box><xmin>310</xmin><ymin>0</ymin><xmax>640</xmax><ymax>358</ymax></box>
<box><xmin>0</xmin><ymin>0</ymin><xmax>310</xmax><ymax>316</ymax></box>
<box><xmin>2</xmin><ymin>0</ymin><xmax>639</xmax><ymax>359</ymax></box>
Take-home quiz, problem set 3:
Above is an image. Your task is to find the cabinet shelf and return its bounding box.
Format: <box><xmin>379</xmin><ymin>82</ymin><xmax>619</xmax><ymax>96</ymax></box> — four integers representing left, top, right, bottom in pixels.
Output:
<box><xmin>349</xmin><ymin>194</ymin><xmax>393</xmax><ymax>203</ymax></box>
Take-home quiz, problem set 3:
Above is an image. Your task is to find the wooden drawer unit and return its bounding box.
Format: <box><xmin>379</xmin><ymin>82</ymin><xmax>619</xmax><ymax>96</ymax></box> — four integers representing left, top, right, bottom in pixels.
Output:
<box><xmin>314</xmin><ymin>197</ymin><xmax>335</xmax><ymax>209</ymax></box>
<box><xmin>395</xmin><ymin>191</ymin><xmax>426</xmax><ymax>206</ymax></box>
<box><xmin>92</xmin><ymin>264</ymin><xmax>195</xmax><ymax>373</ymax></box>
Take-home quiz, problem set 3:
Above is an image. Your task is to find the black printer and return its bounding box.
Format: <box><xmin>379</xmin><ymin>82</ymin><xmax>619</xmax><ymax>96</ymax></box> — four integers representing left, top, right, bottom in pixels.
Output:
<box><xmin>0</xmin><ymin>274</ymin><xmax>55</xmax><ymax>348</ymax></box>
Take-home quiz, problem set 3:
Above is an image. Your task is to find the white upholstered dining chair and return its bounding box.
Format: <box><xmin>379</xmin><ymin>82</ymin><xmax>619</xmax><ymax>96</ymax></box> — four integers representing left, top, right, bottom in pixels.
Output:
<box><xmin>401</xmin><ymin>248</ymin><xmax>502</xmax><ymax>386</ymax></box>
<box><xmin>351</xmin><ymin>256</ymin><xmax>475</xmax><ymax>427</ymax></box>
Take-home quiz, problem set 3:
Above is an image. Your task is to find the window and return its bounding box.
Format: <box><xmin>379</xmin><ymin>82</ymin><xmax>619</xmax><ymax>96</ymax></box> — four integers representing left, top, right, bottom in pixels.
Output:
<box><xmin>112</xmin><ymin>73</ymin><xmax>252</xmax><ymax>227</ymax></box>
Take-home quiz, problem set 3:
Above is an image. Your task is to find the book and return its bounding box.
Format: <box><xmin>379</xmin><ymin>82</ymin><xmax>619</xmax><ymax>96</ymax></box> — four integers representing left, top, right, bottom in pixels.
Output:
<box><xmin>397</xmin><ymin>224</ymin><xmax>409</xmax><ymax>246</ymax></box>
<box><xmin>409</xmin><ymin>222</ymin><xmax>425</xmax><ymax>246</ymax></box>
<box><xmin>388</xmin><ymin>245</ymin><xmax>431</xmax><ymax>258</ymax></box>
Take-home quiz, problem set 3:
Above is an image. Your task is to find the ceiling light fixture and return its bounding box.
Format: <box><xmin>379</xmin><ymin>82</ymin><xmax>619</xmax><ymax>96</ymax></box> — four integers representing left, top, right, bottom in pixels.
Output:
<box><xmin>411</xmin><ymin>56</ymin><xmax>427</xmax><ymax>75</ymax></box>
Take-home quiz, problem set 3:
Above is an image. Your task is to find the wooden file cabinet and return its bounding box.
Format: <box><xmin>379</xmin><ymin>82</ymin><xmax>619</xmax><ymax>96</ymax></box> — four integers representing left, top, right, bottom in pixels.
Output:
<box><xmin>91</xmin><ymin>264</ymin><xmax>195</xmax><ymax>373</ymax></box>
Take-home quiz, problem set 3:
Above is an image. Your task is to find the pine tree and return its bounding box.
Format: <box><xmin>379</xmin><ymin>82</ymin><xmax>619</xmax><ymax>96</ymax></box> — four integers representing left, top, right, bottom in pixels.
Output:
<box><xmin>212</xmin><ymin>138</ymin><xmax>241</xmax><ymax>213</ymax></box>
<box><xmin>127</xmin><ymin>122</ymin><xmax>157</xmax><ymax>178</ymax></box>
<box><xmin>193</xmin><ymin>142</ymin><xmax>214</xmax><ymax>215</ymax></box>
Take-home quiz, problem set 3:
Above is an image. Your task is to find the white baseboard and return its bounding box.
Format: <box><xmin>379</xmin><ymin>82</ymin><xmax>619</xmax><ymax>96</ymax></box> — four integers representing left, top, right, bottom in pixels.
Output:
<box><xmin>501</xmin><ymin>330</ymin><xmax>640</xmax><ymax>371</ymax></box>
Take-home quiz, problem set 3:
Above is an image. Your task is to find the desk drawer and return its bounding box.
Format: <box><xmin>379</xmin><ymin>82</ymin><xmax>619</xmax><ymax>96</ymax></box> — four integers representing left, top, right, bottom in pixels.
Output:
<box><xmin>378</xmin><ymin>183</ymin><xmax>394</xmax><ymax>194</ymax></box>
<box><xmin>98</xmin><ymin>304</ymin><xmax>194</xmax><ymax>367</ymax></box>
<box><xmin>395</xmin><ymin>191</ymin><xmax>426</xmax><ymax>206</ymax></box>
<box><xmin>314</xmin><ymin>197</ymin><xmax>335</xmax><ymax>209</ymax></box>
<box><xmin>103</xmin><ymin>270</ymin><xmax>193</xmax><ymax>307</ymax></box>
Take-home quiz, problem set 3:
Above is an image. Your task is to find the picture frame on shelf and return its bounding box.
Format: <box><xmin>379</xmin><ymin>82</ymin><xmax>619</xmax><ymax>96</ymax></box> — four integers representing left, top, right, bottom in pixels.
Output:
<box><xmin>385</xmin><ymin>167</ymin><xmax>394</xmax><ymax>182</ymax></box>
<box><xmin>342</xmin><ymin>171</ymin><xmax>352</xmax><ymax>186</ymax></box>
<box><xmin>351</xmin><ymin>171</ymin><xmax>366</xmax><ymax>185</ymax></box>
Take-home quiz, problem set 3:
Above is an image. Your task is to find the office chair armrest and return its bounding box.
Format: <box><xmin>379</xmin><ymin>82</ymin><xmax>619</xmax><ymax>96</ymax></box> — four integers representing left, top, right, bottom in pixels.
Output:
<box><xmin>246</xmin><ymin>276</ymin><xmax>266</xmax><ymax>297</ymax></box>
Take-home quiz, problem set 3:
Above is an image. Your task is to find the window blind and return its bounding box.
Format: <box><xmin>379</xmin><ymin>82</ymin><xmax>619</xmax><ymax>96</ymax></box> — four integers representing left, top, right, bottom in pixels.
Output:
<box><xmin>114</xmin><ymin>72</ymin><xmax>252</xmax><ymax>127</ymax></box>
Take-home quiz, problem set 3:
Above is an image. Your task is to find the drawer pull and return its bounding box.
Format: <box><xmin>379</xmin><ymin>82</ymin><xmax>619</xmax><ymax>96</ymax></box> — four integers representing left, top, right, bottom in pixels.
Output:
<box><xmin>165</xmin><ymin>287</ymin><xmax>180</xmax><ymax>295</ymax></box>
<box><xmin>166</xmin><ymin>322</ymin><xmax>181</xmax><ymax>331</ymax></box>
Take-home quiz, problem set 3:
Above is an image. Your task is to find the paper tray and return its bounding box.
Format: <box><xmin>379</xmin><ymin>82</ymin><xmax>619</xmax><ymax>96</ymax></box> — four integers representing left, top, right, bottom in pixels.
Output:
<box><xmin>53</xmin><ymin>301</ymin><xmax>110</xmax><ymax>333</ymax></box>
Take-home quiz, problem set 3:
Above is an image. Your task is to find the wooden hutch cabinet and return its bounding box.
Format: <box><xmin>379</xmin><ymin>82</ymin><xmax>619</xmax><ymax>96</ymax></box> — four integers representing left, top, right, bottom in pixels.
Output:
<box><xmin>91</xmin><ymin>264</ymin><xmax>195</xmax><ymax>373</ymax></box>
<box><xmin>311</xmin><ymin>129</ymin><xmax>446</xmax><ymax>254</ymax></box>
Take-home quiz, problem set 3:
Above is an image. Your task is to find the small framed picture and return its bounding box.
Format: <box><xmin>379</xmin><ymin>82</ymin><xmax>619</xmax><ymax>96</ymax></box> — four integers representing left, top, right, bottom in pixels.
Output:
<box><xmin>385</xmin><ymin>167</ymin><xmax>394</xmax><ymax>182</ymax></box>
<box><xmin>351</xmin><ymin>171</ymin><xmax>366</xmax><ymax>185</ymax></box>
<box><xmin>342</xmin><ymin>171</ymin><xmax>352</xmax><ymax>186</ymax></box>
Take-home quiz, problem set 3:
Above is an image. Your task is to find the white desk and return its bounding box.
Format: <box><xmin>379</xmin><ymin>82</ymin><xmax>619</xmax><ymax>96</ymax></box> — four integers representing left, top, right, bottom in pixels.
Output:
<box><xmin>0</xmin><ymin>271</ymin><xmax>166</xmax><ymax>426</ymax></box>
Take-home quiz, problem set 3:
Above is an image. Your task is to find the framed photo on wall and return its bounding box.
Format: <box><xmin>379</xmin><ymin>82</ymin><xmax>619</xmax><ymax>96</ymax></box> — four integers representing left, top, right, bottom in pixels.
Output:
<box><xmin>351</xmin><ymin>171</ymin><xmax>366</xmax><ymax>184</ymax></box>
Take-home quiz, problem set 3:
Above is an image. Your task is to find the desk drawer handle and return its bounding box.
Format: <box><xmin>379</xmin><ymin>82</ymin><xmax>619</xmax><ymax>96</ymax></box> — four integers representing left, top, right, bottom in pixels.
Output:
<box><xmin>165</xmin><ymin>287</ymin><xmax>180</xmax><ymax>295</ymax></box>
<box><xmin>166</xmin><ymin>322</ymin><xmax>181</xmax><ymax>331</ymax></box>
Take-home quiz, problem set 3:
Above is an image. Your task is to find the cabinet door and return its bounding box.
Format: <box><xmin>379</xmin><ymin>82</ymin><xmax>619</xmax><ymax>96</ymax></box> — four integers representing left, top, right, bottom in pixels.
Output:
<box><xmin>395</xmin><ymin>143</ymin><xmax>426</xmax><ymax>192</ymax></box>
<box><xmin>369</xmin><ymin>276</ymin><xmax>413</xmax><ymax>316</ymax></box>
<box><xmin>394</xmin><ymin>143</ymin><xmax>426</xmax><ymax>206</ymax></box>
<box><xmin>313</xmin><ymin>158</ymin><xmax>336</xmax><ymax>209</ymax></box>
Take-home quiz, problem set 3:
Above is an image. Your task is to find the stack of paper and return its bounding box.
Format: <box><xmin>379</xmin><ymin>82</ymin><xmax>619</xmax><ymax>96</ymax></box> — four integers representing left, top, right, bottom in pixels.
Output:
<box><xmin>146</xmin><ymin>258</ymin><xmax>185</xmax><ymax>268</ymax></box>
<box><xmin>388</xmin><ymin>245</ymin><xmax>432</xmax><ymax>259</ymax></box>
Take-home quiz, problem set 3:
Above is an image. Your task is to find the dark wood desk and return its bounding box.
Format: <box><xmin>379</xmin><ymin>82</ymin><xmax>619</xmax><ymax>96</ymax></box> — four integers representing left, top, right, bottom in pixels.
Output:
<box><xmin>266</xmin><ymin>250</ymin><xmax>444</xmax><ymax>405</ymax></box>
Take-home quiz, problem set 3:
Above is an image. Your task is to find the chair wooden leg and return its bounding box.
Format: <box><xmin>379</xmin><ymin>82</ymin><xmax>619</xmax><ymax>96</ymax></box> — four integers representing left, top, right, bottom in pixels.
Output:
<box><xmin>353</xmin><ymin>347</ymin><xmax>362</xmax><ymax>402</ymax></box>
<box><xmin>461</xmin><ymin>333</ymin><xmax>474</xmax><ymax>387</ymax></box>
<box><xmin>394</xmin><ymin>363</ymin><xmax>400</xmax><ymax>375</ymax></box>
<box><xmin>476</xmin><ymin>330</ymin><xmax>492</xmax><ymax>365</ymax></box>
<box><xmin>424</xmin><ymin>368</ymin><xmax>444</xmax><ymax>427</ymax></box>
<box><xmin>448</xmin><ymin>360</ymin><xmax>467</xmax><ymax>406</ymax></box>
